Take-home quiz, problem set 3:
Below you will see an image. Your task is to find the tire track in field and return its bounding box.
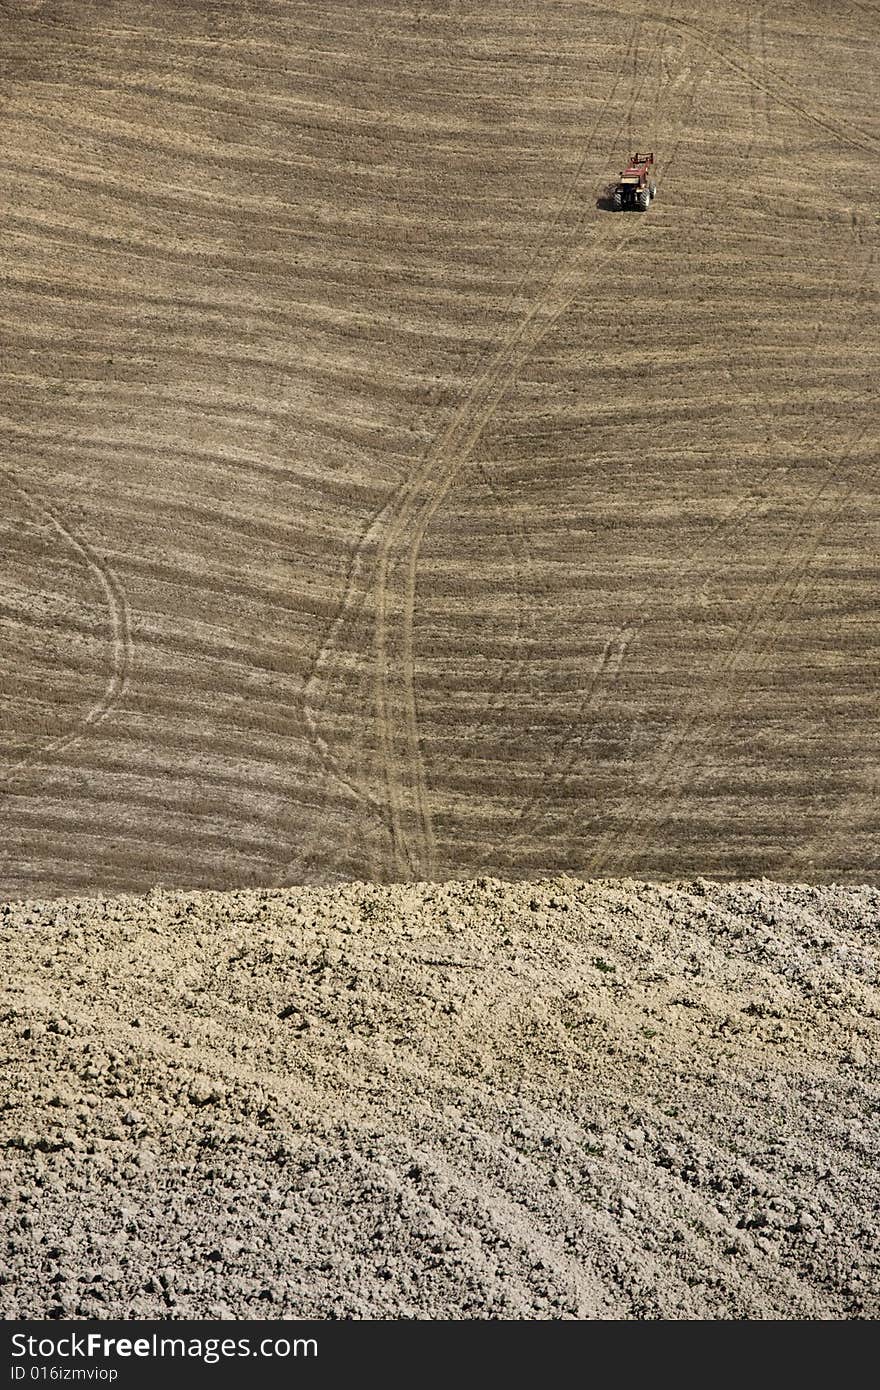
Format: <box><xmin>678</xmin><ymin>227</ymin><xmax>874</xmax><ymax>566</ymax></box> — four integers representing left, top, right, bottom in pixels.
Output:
<box><xmin>407</xmin><ymin>5</ymin><xmax>680</xmax><ymax>854</ymax></box>
<box><xmin>298</xmin><ymin>15</ymin><xmax>649</xmax><ymax>846</ymax></box>
<box><xmin>587</xmin><ymin>473</ymin><xmax>860</xmax><ymax>877</ymax></box>
<box><xmin>603</xmin><ymin>0</ymin><xmax>839</xmax><ymax>867</ymax></box>
<box><xmin>584</xmin><ymin>0</ymin><xmax>880</xmax><ymax>875</ymax></box>
<box><xmin>780</xmin><ymin>214</ymin><xmax>879</xmax><ymax>877</ymax></box>
<box><xmin>478</xmin><ymin>13</ymin><xmax>712</xmax><ymax>868</ymax></box>
<box><xmin>375</xmin><ymin>1129</ymin><xmax>622</xmax><ymax>1318</ymax></box>
<box><xmin>586</xmin><ymin>225</ymin><xmax>877</xmax><ymax>876</ymax></box>
<box><xmin>298</xmin><ymin>9</ymin><xmax>664</xmax><ymax>880</ymax></box>
<box><xmin>502</xmin><ymin>3</ymin><xmax>878</xmax><ymax>877</ymax></box>
<box><xmin>663</xmin><ymin>12</ymin><xmax>880</xmax><ymax>159</ymax></box>
<box><xmin>0</xmin><ymin>471</ymin><xmax>132</xmax><ymax>783</ymax></box>
<box><xmin>744</xmin><ymin>0</ymin><xmax>772</xmax><ymax>171</ymax></box>
<box><xmin>629</xmin><ymin>453</ymin><xmax>873</xmax><ymax>877</ymax></box>
<box><xmin>373</xmin><ymin>222</ymin><xmax>649</xmax><ymax>879</ymax></box>
<box><xmin>489</xmin><ymin>452</ymin><xmax>793</xmax><ymax>873</ymax></box>
<box><xmin>620</xmin><ymin>457</ymin><xmax>867</xmax><ymax>875</ymax></box>
<box><xmin>474</xmin><ymin>3</ymin><xmax>678</xmax><ymax>735</ymax></box>
<box><xmin>377</xmin><ymin>2</ymin><xmax>698</xmax><ymax>881</ymax></box>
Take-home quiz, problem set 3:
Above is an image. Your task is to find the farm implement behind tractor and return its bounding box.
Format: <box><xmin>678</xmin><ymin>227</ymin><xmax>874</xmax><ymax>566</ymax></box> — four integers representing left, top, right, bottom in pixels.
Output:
<box><xmin>612</xmin><ymin>152</ymin><xmax>657</xmax><ymax>211</ymax></box>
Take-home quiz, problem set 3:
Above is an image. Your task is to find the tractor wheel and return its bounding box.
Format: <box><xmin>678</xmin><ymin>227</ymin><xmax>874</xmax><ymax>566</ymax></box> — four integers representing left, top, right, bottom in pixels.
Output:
<box><xmin>612</xmin><ymin>191</ymin><xmax>622</xmax><ymax>210</ymax></box>
<box><xmin>637</xmin><ymin>190</ymin><xmax>651</xmax><ymax>211</ymax></box>
<box><xmin>649</xmin><ymin>182</ymin><xmax>657</xmax><ymax>198</ymax></box>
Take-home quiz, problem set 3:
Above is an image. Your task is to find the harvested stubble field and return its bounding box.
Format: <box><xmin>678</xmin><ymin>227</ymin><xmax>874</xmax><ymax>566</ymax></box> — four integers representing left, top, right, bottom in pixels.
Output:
<box><xmin>1</xmin><ymin>0</ymin><xmax>878</xmax><ymax>897</ymax></box>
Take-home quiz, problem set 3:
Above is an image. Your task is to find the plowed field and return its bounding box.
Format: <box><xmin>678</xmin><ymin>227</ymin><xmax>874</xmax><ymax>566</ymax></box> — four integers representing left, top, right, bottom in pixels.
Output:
<box><xmin>1</xmin><ymin>0</ymin><xmax>877</xmax><ymax>897</ymax></box>
<box><xmin>2</xmin><ymin>877</ymin><xmax>878</xmax><ymax>1318</ymax></box>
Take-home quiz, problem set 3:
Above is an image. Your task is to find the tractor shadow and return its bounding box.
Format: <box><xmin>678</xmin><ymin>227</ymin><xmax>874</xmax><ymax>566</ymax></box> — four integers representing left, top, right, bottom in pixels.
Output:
<box><xmin>596</xmin><ymin>185</ymin><xmax>620</xmax><ymax>213</ymax></box>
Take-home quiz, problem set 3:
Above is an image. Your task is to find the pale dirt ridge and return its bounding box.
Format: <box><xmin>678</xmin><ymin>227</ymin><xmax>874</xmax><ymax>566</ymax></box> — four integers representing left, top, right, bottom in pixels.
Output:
<box><xmin>1</xmin><ymin>876</ymin><xmax>878</xmax><ymax>1319</ymax></box>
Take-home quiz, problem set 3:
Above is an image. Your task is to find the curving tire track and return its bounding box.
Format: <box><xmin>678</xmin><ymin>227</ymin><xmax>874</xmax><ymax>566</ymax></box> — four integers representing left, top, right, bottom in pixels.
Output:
<box><xmin>504</xmin><ymin>7</ymin><xmax>877</xmax><ymax>878</ymax></box>
<box><xmin>372</xmin><ymin>221</ymin><xmax>647</xmax><ymax>878</ymax></box>
<box><xmin>1</xmin><ymin>471</ymin><xmax>132</xmax><ymax>782</ymax></box>
<box><xmin>663</xmin><ymin>11</ymin><xmax>880</xmax><ymax>159</ymax></box>
<box><xmin>585</xmin><ymin>273</ymin><xmax>877</xmax><ymax>876</ymax></box>
<box><xmin>477</xmin><ymin>11</ymin><xmax>713</xmax><ymax>868</ymax></box>
<box><xmin>582</xmin><ymin>16</ymin><xmax>879</xmax><ymax>877</ymax></box>
<box><xmin>586</xmin><ymin>476</ymin><xmax>857</xmax><ymax>876</ymax></box>
<box><xmin>299</xmin><ymin>8</ymin><xmax>669</xmax><ymax>881</ymax></box>
<box><xmin>375</xmin><ymin>1</ymin><xmax>698</xmax><ymax>881</ymax></box>
<box><xmin>469</xmin><ymin>9</ymin><xmax>668</xmax><ymax>745</ymax></box>
<box><xmin>300</xmin><ymin>1</ymin><xmax>877</xmax><ymax>886</ymax></box>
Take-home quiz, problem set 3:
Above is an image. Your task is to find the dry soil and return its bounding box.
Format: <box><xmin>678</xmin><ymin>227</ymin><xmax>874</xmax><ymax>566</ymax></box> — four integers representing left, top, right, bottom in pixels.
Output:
<box><xmin>1</xmin><ymin>0</ymin><xmax>877</xmax><ymax>1327</ymax></box>
<box><xmin>1</xmin><ymin>876</ymin><xmax>878</xmax><ymax>1319</ymax></box>
<box><xmin>1</xmin><ymin>0</ymin><xmax>878</xmax><ymax>897</ymax></box>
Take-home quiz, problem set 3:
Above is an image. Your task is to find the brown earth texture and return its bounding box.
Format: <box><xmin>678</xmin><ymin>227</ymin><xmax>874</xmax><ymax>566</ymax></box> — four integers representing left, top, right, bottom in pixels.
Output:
<box><xmin>1</xmin><ymin>877</ymin><xmax>879</xmax><ymax>1319</ymax></box>
<box><xmin>1</xmin><ymin>0</ymin><xmax>878</xmax><ymax>894</ymax></box>
<box><xmin>1</xmin><ymin>0</ymin><xmax>879</xmax><ymax>1325</ymax></box>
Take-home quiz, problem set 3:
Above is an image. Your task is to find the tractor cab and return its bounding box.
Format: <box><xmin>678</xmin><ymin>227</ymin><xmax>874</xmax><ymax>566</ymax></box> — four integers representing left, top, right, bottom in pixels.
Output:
<box><xmin>621</xmin><ymin>152</ymin><xmax>654</xmax><ymax>182</ymax></box>
<box><xmin>612</xmin><ymin>152</ymin><xmax>657</xmax><ymax>211</ymax></box>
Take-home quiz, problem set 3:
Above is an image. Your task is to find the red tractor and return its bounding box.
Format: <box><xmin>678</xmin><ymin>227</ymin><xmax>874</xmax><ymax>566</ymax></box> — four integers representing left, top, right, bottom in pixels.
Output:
<box><xmin>611</xmin><ymin>152</ymin><xmax>657</xmax><ymax>211</ymax></box>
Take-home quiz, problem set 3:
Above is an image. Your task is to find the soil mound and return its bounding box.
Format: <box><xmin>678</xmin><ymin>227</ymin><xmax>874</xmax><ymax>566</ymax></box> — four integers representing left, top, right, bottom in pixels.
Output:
<box><xmin>1</xmin><ymin>876</ymin><xmax>877</xmax><ymax>1318</ymax></box>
